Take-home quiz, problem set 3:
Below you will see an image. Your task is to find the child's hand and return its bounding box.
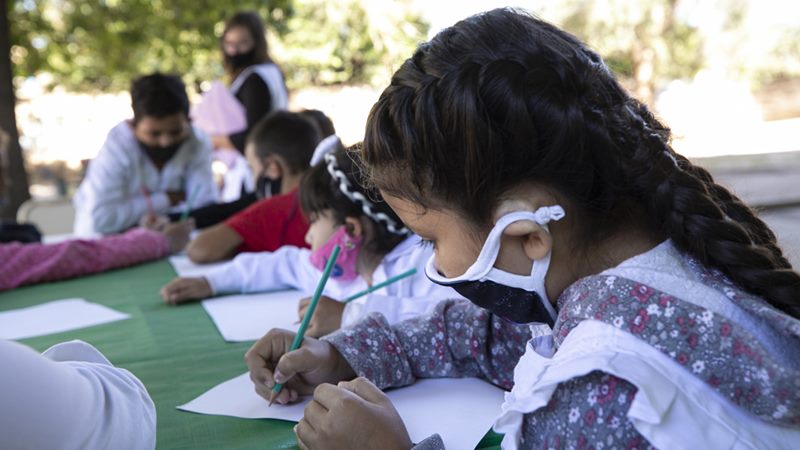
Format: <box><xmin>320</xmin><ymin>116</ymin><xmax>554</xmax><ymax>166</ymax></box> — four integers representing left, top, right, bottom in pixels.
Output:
<box><xmin>160</xmin><ymin>277</ymin><xmax>212</xmax><ymax>305</ymax></box>
<box><xmin>161</xmin><ymin>219</ymin><xmax>195</xmax><ymax>254</ymax></box>
<box><xmin>244</xmin><ymin>328</ymin><xmax>356</xmax><ymax>406</ymax></box>
<box><xmin>139</xmin><ymin>213</ymin><xmax>170</xmax><ymax>231</ymax></box>
<box><xmin>297</xmin><ymin>296</ymin><xmax>345</xmax><ymax>338</ymax></box>
<box><xmin>295</xmin><ymin>377</ymin><xmax>413</xmax><ymax>450</ymax></box>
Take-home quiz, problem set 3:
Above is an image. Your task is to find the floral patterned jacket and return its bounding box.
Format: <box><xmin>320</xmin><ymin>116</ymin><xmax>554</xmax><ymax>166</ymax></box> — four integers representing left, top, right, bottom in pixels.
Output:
<box><xmin>324</xmin><ymin>242</ymin><xmax>800</xmax><ymax>449</ymax></box>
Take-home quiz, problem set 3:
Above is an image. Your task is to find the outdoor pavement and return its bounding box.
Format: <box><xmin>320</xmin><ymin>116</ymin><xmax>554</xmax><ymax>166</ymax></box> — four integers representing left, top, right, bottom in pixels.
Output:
<box><xmin>701</xmin><ymin>151</ymin><xmax>800</xmax><ymax>268</ymax></box>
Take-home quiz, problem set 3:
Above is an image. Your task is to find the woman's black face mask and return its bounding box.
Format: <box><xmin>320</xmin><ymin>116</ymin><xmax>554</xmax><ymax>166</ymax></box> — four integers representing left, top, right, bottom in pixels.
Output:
<box><xmin>224</xmin><ymin>48</ymin><xmax>257</xmax><ymax>70</ymax></box>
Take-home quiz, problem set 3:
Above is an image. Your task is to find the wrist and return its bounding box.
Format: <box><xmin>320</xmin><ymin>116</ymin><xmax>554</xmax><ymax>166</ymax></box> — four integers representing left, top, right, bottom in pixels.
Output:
<box><xmin>329</xmin><ymin>343</ymin><xmax>357</xmax><ymax>381</ymax></box>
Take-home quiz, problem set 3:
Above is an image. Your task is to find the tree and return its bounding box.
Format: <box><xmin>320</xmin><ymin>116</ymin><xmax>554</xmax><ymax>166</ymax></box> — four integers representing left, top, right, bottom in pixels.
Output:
<box><xmin>9</xmin><ymin>0</ymin><xmax>294</xmax><ymax>92</ymax></box>
<box><xmin>1</xmin><ymin>0</ymin><xmax>30</xmax><ymax>219</ymax></box>
<box><xmin>537</xmin><ymin>0</ymin><xmax>704</xmax><ymax>106</ymax></box>
<box><xmin>9</xmin><ymin>0</ymin><xmax>427</xmax><ymax>92</ymax></box>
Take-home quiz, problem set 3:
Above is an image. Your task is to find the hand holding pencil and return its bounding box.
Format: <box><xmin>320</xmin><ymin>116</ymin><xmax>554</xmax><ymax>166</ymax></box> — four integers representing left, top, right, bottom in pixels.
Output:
<box><xmin>244</xmin><ymin>245</ymin><xmax>357</xmax><ymax>405</ymax></box>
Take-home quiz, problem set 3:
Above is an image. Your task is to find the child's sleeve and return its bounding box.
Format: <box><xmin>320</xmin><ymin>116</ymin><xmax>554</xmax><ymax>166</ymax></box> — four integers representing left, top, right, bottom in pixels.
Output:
<box><xmin>0</xmin><ymin>228</ymin><xmax>169</xmax><ymax>291</ymax></box>
<box><xmin>203</xmin><ymin>246</ymin><xmax>317</xmax><ymax>294</ymax></box>
<box><xmin>0</xmin><ymin>339</ymin><xmax>156</xmax><ymax>449</ymax></box>
<box><xmin>76</xmin><ymin>141</ymin><xmax>168</xmax><ymax>235</ymax></box>
<box><xmin>323</xmin><ymin>299</ymin><xmax>531</xmax><ymax>390</ymax></box>
<box><xmin>406</xmin><ymin>371</ymin><xmax>647</xmax><ymax>449</ymax></box>
<box><xmin>184</xmin><ymin>129</ymin><xmax>219</xmax><ymax>209</ymax></box>
<box><xmin>515</xmin><ymin>370</ymin><xmax>650</xmax><ymax>448</ymax></box>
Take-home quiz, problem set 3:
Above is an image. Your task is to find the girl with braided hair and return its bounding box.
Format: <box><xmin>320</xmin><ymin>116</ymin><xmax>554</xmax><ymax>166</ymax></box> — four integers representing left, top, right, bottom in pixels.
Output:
<box><xmin>161</xmin><ymin>145</ymin><xmax>475</xmax><ymax>340</ymax></box>
<box><xmin>243</xmin><ymin>8</ymin><xmax>800</xmax><ymax>450</ymax></box>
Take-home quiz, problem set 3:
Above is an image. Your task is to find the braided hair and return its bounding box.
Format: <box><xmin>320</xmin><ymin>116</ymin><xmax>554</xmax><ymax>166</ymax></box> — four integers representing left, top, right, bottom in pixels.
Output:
<box><xmin>361</xmin><ymin>8</ymin><xmax>800</xmax><ymax>318</ymax></box>
<box><xmin>300</xmin><ymin>144</ymin><xmax>408</xmax><ymax>257</ymax></box>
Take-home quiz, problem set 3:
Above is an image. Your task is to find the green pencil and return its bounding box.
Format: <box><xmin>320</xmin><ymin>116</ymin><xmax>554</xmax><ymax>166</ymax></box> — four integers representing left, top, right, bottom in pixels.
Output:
<box><xmin>269</xmin><ymin>244</ymin><xmax>341</xmax><ymax>406</ymax></box>
<box><xmin>342</xmin><ymin>268</ymin><xmax>417</xmax><ymax>303</ymax></box>
<box><xmin>180</xmin><ymin>187</ymin><xmax>199</xmax><ymax>221</ymax></box>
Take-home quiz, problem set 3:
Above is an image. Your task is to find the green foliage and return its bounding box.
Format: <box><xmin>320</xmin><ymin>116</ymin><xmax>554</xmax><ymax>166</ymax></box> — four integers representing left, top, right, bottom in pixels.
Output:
<box><xmin>8</xmin><ymin>0</ymin><xmax>426</xmax><ymax>93</ymax></box>
<box><xmin>272</xmin><ymin>0</ymin><xmax>426</xmax><ymax>87</ymax></box>
<box><xmin>543</xmin><ymin>0</ymin><xmax>704</xmax><ymax>87</ymax></box>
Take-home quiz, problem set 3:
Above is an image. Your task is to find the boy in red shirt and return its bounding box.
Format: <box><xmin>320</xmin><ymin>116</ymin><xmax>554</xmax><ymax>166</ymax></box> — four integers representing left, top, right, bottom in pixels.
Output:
<box><xmin>186</xmin><ymin>111</ymin><xmax>323</xmax><ymax>262</ymax></box>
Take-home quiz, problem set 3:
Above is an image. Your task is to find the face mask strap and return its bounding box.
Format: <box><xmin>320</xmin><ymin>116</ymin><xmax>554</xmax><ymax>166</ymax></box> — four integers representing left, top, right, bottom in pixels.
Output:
<box><xmin>425</xmin><ymin>206</ymin><xmax>565</xmax><ymax>284</ymax></box>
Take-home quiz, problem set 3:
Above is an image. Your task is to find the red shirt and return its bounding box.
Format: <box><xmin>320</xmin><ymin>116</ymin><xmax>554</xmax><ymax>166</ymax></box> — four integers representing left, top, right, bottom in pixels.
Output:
<box><xmin>224</xmin><ymin>189</ymin><xmax>309</xmax><ymax>253</ymax></box>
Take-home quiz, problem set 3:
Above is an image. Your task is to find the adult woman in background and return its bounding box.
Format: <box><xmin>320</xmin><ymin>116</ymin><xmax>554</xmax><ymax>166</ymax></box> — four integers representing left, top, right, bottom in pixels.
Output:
<box><xmin>211</xmin><ymin>11</ymin><xmax>289</xmax><ymax>155</ymax></box>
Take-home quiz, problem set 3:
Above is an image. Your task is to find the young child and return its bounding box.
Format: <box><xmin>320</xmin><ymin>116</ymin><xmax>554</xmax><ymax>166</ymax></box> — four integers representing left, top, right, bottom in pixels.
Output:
<box><xmin>174</xmin><ymin>108</ymin><xmax>336</xmax><ymax>229</ymax></box>
<box><xmin>243</xmin><ymin>9</ymin><xmax>800</xmax><ymax>449</ymax></box>
<box><xmin>161</xmin><ymin>146</ymin><xmax>464</xmax><ymax>337</ymax></box>
<box><xmin>184</xmin><ymin>110</ymin><xmax>322</xmax><ymax>263</ymax></box>
<box><xmin>73</xmin><ymin>73</ymin><xmax>217</xmax><ymax>236</ymax></box>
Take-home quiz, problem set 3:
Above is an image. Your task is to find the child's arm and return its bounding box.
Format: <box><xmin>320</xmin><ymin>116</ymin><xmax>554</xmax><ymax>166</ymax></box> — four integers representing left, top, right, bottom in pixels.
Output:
<box><xmin>161</xmin><ymin>246</ymin><xmax>319</xmax><ymax>304</ymax></box>
<box><xmin>323</xmin><ymin>299</ymin><xmax>531</xmax><ymax>391</ymax></box>
<box><xmin>0</xmin><ymin>228</ymin><xmax>175</xmax><ymax>292</ymax></box>
<box><xmin>203</xmin><ymin>246</ymin><xmax>317</xmax><ymax>294</ymax></box>
<box><xmin>0</xmin><ymin>339</ymin><xmax>155</xmax><ymax>449</ymax></box>
<box><xmin>185</xmin><ymin>223</ymin><xmax>242</xmax><ymax>263</ymax></box>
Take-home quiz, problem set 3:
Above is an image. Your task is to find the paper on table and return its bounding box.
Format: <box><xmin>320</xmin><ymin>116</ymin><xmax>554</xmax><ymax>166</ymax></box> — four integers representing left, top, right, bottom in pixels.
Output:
<box><xmin>178</xmin><ymin>373</ymin><xmax>504</xmax><ymax>449</ymax></box>
<box><xmin>168</xmin><ymin>255</ymin><xmax>229</xmax><ymax>278</ymax></box>
<box><xmin>0</xmin><ymin>298</ymin><xmax>129</xmax><ymax>340</ymax></box>
<box><xmin>201</xmin><ymin>291</ymin><xmax>303</xmax><ymax>342</ymax></box>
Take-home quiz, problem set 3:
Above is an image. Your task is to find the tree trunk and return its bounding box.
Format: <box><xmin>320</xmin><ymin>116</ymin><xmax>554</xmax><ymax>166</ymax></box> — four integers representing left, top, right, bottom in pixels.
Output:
<box><xmin>0</xmin><ymin>0</ymin><xmax>31</xmax><ymax>219</ymax></box>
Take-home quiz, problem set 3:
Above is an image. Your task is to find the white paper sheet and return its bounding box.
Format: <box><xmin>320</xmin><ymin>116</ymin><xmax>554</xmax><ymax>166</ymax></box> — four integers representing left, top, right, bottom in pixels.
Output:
<box><xmin>201</xmin><ymin>291</ymin><xmax>303</xmax><ymax>342</ymax></box>
<box><xmin>168</xmin><ymin>255</ymin><xmax>229</xmax><ymax>278</ymax></box>
<box><xmin>178</xmin><ymin>373</ymin><xmax>504</xmax><ymax>449</ymax></box>
<box><xmin>0</xmin><ymin>298</ymin><xmax>130</xmax><ymax>340</ymax></box>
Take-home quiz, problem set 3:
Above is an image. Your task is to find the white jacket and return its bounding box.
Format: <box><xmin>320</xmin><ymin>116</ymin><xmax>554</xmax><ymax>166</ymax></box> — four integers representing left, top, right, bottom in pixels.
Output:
<box><xmin>204</xmin><ymin>235</ymin><xmax>463</xmax><ymax>326</ymax></box>
<box><xmin>0</xmin><ymin>339</ymin><xmax>156</xmax><ymax>450</ymax></box>
<box><xmin>73</xmin><ymin>121</ymin><xmax>218</xmax><ymax>236</ymax></box>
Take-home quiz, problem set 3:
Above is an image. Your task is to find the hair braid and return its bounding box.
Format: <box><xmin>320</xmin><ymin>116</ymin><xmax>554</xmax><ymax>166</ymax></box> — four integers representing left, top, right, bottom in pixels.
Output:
<box><xmin>623</xmin><ymin>102</ymin><xmax>793</xmax><ymax>269</ymax></box>
<box><xmin>623</xmin><ymin>105</ymin><xmax>800</xmax><ymax>317</ymax></box>
<box><xmin>362</xmin><ymin>8</ymin><xmax>800</xmax><ymax>319</ymax></box>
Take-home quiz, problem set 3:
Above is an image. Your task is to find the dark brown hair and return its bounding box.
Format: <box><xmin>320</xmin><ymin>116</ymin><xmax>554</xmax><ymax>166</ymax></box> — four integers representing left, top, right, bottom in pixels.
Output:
<box><xmin>300</xmin><ymin>144</ymin><xmax>406</xmax><ymax>257</ymax></box>
<box><xmin>299</xmin><ymin>109</ymin><xmax>337</xmax><ymax>138</ymax></box>
<box><xmin>362</xmin><ymin>8</ymin><xmax>800</xmax><ymax>318</ymax></box>
<box><xmin>130</xmin><ymin>73</ymin><xmax>189</xmax><ymax>122</ymax></box>
<box><xmin>246</xmin><ymin>111</ymin><xmax>321</xmax><ymax>175</ymax></box>
<box><xmin>221</xmin><ymin>11</ymin><xmax>272</xmax><ymax>78</ymax></box>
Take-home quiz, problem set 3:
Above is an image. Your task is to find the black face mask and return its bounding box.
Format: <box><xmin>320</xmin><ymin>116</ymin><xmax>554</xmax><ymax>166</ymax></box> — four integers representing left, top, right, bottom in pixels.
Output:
<box><xmin>423</xmin><ymin>209</ymin><xmax>567</xmax><ymax>326</ymax></box>
<box><xmin>255</xmin><ymin>174</ymin><xmax>270</xmax><ymax>199</ymax></box>
<box><xmin>139</xmin><ymin>140</ymin><xmax>182</xmax><ymax>166</ymax></box>
<box><xmin>446</xmin><ymin>280</ymin><xmax>556</xmax><ymax>326</ymax></box>
<box><xmin>224</xmin><ymin>48</ymin><xmax>257</xmax><ymax>70</ymax></box>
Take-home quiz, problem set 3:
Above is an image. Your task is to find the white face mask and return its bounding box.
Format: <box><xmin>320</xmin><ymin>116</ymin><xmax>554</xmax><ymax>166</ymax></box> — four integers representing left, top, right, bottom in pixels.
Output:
<box><xmin>425</xmin><ymin>207</ymin><xmax>565</xmax><ymax>324</ymax></box>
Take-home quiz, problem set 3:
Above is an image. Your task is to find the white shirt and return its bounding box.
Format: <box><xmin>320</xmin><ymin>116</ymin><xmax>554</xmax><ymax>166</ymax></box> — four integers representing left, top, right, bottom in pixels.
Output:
<box><xmin>73</xmin><ymin>121</ymin><xmax>218</xmax><ymax>236</ymax></box>
<box><xmin>229</xmin><ymin>63</ymin><xmax>288</xmax><ymax>111</ymax></box>
<box><xmin>204</xmin><ymin>235</ymin><xmax>463</xmax><ymax>326</ymax></box>
<box><xmin>0</xmin><ymin>339</ymin><xmax>156</xmax><ymax>450</ymax></box>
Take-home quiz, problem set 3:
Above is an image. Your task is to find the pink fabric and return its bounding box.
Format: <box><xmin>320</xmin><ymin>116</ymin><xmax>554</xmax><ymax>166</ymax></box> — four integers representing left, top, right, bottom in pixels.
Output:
<box><xmin>190</xmin><ymin>80</ymin><xmax>247</xmax><ymax>136</ymax></box>
<box><xmin>0</xmin><ymin>228</ymin><xmax>170</xmax><ymax>291</ymax></box>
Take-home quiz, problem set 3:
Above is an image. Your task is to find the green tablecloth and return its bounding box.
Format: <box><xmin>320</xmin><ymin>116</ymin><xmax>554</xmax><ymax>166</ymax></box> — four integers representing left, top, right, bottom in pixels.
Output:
<box><xmin>0</xmin><ymin>259</ymin><xmax>503</xmax><ymax>449</ymax></box>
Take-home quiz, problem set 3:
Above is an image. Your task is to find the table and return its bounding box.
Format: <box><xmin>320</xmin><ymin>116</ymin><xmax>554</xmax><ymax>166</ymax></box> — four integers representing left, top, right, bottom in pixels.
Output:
<box><xmin>0</xmin><ymin>259</ymin><xmax>503</xmax><ymax>449</ymax></box>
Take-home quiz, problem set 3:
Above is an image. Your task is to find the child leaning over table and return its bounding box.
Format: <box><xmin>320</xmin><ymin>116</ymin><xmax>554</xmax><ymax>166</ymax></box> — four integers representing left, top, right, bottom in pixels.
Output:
<box><xmin>243</xmin><ymin>9</ymin><xmax>800</xmax><ymax>450</ymax></box>
<box><xmin>160</xmin><ymin>145</ymin><xmax>472</xmax><ymax>338</ymax></box>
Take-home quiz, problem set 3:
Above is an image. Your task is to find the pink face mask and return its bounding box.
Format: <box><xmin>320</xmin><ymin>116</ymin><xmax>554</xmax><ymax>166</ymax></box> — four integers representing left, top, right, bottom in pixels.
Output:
<box><xmin>309</xmin><ymin>226</ymin><xmax>363</xmax><ymax>281</ymax></box>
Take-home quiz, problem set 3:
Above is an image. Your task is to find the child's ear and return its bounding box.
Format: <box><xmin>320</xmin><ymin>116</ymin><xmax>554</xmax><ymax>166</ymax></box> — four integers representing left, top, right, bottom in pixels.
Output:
<box><xmin>501</xmin><ymin>221</ymin><xmax>551</xmax><ymax>261</ymax></box>
<box><xmin>344</xmin><ymin>217</ymin><xmax>363</xmax><ymax>238</ymax></box>
<box><xmin>263</xmin><ymin>157</ymin><xmax>283</xmax><ymax>180</ymax></box>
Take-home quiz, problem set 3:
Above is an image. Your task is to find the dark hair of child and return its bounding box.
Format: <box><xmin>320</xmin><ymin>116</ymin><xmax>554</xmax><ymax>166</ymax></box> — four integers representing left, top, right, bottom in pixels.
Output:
<box><xmin>130</xmin><ymin>73</ymin><xmax>189</xmax><ymax>123</ymax></box>
<box><xmin>300</xmin><ymin>144</ymin><xmax>407</xmax><ymax>258</ymax></box>
<box><xmin>247</xmin><ymin>111</ymin><xmax>322</xmax><ymax>175</ymax></box>
<box><xmin>361</xmin><ymin>8</ymin><xmax>800</xmax><ymax>318</ymax></box>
